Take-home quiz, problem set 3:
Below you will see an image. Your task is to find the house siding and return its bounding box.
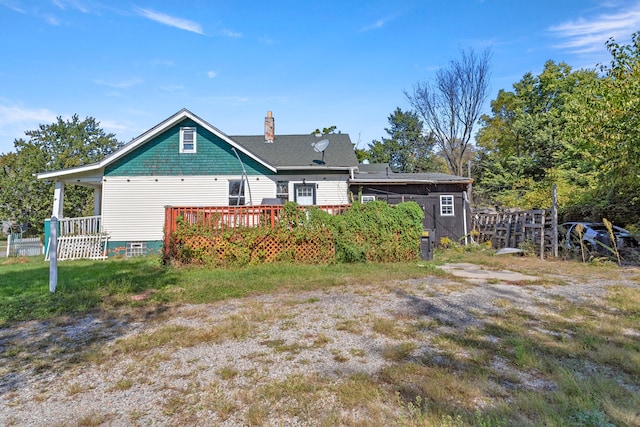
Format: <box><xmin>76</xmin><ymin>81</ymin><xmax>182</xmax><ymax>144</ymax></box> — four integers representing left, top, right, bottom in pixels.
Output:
<box><xmin>102</xmin><ymin>175</ymin><xmax>260</xmax><ymax>241</ymax></box>
<box><xmin>276</xmin><ymin>174</ymin><xmax>351</xmax><ymax>205</ymax></box>
<box><xmin>101</xmin><ymin>174</ymin><xmax>351</xmax><ymax>242</ymax></box>
<box><xmin>105</xmin><ymin>119</ymin><xmax>270</xmax><ymax>177</ymax></box>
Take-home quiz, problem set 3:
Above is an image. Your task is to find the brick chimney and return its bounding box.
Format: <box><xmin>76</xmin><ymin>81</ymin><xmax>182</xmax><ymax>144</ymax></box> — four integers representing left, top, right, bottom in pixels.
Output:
<box><xmin>264</xmin><ymin>111</ymin><xmax>274</xmax><ymax>143</ymax></box>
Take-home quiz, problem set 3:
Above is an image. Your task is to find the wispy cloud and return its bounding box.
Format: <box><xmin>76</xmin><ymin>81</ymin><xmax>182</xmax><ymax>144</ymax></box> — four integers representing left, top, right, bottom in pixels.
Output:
<box><xmin>207</xmin><ymin>71</ymin><xmax>217</xmax><ymax>79</ymax></box>
<box><xmin>52</xmin><ymin>0</ymin><xmax>89</xmax><ymax>13</ymax></box>
<box><xmin>44</xmin><ymin>14</ymin><xmax>61</xmax><ymax>25</ymax></box>
<box><xmin>550</xmin><ymin>4</ymin><xmax>640</xmax><ymax>53</ymax></box>
<box><xmin>0</xmin><ymin>104</ymin><xmax>58</xmax><ymax>147</ymax></box>
<box><xmin>93</xmin><ymin>78</ymin><xmax>142</xmax><ymax>89</ymax></box>
<box><xmin>0</xmin><ymin>104</ymin><xmax>57</xmax><ymax>126</ymax></box>
<box><xmin>360</xmin><ymin>18</ymin><xmax>386</xmax><ymax>32</ymax></box>
<box><xmin>135</xmin><ymin>7</ymin><xmax>204</xmax><ymax>35</ymax></box>
<box><xmin>0</xmin><ymin>0</ymin><xmax>25</xmax><ymax>13</ymax></box>
<box><xmin>220</xmin><ymin>28</ymin><xmax>242</xmax><ymax>38</ymax></box>
<box><xmin>158</xmin><ymin>84</ymin><xmax>185</xmax><ymax>92</ymax></box>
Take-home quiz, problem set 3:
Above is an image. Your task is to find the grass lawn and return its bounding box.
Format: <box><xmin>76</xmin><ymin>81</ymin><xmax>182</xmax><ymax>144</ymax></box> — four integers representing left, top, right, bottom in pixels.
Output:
<box><xmin>0</xmin><ymin>255</ymin><xmax>440</xmax><ymax>325</ymax></box>
<box><xmin>1</xmin><ymin>250</ymin><xmax>639</xmax><ymax>426</ymax></box>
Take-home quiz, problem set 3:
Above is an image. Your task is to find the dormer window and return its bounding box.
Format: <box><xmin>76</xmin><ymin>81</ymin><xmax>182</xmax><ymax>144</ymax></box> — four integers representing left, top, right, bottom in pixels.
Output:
<box><xmin>180</xmin><ymin>127</ymin><xmax>196</xmax><ymax>153</ymax></box>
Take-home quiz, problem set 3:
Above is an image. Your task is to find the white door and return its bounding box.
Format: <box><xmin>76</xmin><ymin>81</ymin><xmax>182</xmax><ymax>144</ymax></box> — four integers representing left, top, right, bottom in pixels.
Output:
<box><xmin>296</xmin><ymin>185</ymin><xmax>315</xmax><ymax>206</ymax></box>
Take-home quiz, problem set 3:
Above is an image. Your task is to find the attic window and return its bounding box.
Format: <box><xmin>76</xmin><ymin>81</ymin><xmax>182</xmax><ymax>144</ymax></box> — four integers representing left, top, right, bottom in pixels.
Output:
<box><xmin>180</xmin><ymin>127</ymin><xmax>196</xmax><ymax>153</ymax></box>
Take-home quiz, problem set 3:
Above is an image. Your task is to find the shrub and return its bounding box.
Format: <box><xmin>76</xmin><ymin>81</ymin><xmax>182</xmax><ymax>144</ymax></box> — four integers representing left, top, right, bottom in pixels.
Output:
<box><xmin>167</xmin><ymin>201</ymin><xmax>424</xmax><ymax>266</ymax></box>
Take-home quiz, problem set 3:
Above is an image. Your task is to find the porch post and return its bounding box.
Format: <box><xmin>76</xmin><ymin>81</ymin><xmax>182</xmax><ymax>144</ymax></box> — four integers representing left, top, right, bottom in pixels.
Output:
<box><xmin>52</xmin><ymin>181</ymin><xmax>65</xmax><ymax>219</ymax></box>
<box><xmin>93</xmin><ymin>187</ymin><xmax>102</xmax><ymax>216</ymax></box>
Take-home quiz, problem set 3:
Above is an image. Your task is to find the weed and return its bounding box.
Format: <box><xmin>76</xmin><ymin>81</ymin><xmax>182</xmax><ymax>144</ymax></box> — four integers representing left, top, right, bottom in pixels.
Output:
<box><xmin>335</xmin><ymin>319</ymin><xmax>364</xmax><ymax>334</ymax></box>
<box><xmin>217</xmin><ymin>366</ymin><xmax>239</xmax><ymax>380</ymax></box>
<box><xmin>331</xmin><ymin>348</ymin><xmax>349</xmax><ymax>362</ymax></box>
<box><xmin>382</xmin><ymin>342</ymin><xmax>417</xmax><ymax>361</ymax></box>
<box><xmin>110</xmin><ymin>379</ymin><xmax>133</xmax><ymax>391</ymax></box>
<box><xmin>373</xmin><ymin>317</ymin><xmax>402</xmax><ymax>338</ymax></box>
<box><xmin>76</xmin><ymin>412</ymin><xmax>113</xmax><ymax>426</ymax></box>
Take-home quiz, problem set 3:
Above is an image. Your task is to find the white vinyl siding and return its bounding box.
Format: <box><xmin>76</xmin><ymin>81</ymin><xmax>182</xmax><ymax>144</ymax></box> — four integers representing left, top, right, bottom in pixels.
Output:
<box><xmin>103</xmin><ymin>176</ymin><xmax>254</xmax><ymax>241</ymax></box>
<box><xmin>273</xmin><ymin>175</ymin><xmax>349</xmax><ymax>206</ymax></box>
<box><xmin>101</xmin><ymin>174</ymin><xmax>351</xmax><ymax>242</ymax></box>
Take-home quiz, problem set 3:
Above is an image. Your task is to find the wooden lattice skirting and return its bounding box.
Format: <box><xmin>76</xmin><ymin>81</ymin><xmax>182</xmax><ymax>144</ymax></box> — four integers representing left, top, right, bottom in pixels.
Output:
<box><xmin>45</xmin><ymin>233</ymin><xmax>109</xmax><ymax>261</ymax></box>
<box><xmin>179</xmin><ymin>234</ymin><xmax>334</xmax><ymax>264</ymax></box>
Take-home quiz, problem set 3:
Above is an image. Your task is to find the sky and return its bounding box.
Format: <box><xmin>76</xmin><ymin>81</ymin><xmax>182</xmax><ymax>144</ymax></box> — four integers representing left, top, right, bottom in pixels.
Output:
<box><xmin>1</xmin><ymin>0</ymin><xmax>640</xmax><ymax>155</ymax></box>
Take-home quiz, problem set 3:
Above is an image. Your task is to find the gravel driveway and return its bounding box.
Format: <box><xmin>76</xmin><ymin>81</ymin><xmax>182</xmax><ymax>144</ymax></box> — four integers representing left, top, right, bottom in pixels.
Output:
<box><xmin>1</xmin><ymin>263</ymin><xmax>638</xmax><ymax>426</ymax></box>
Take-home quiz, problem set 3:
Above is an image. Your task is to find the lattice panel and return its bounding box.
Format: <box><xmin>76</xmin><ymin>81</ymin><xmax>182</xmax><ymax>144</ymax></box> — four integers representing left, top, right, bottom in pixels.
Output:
<box><xmin>178</xmin><ymin>234</ymin><xmax>334</xmax><ymax>265</ymax></box>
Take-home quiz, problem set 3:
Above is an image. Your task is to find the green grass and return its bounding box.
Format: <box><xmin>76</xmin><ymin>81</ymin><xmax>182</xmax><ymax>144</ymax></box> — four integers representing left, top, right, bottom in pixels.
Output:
<box><xmin>2</xmin><ymin>251</ymin><xmax>640</xmax><ymax>426</ymax></box>
<box><xmin>0</xmin><ymin>255</ymin><xmax>430</xmax><ymax>326</ymax></box>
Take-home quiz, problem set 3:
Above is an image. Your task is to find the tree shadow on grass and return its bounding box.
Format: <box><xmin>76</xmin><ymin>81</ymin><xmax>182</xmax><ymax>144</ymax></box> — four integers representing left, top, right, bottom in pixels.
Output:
<box><xmin>0</xmin><ymin>257</ymin><xmax>180</xmax><ymax>395</ymax></box>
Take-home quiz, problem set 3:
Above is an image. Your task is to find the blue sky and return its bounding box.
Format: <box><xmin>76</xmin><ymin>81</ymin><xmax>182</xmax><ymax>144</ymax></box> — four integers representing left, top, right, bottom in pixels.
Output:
<box><xmin>1</xmin><ymin>1</ymin><xmax>639</xmax><ymax>155</ymax></box>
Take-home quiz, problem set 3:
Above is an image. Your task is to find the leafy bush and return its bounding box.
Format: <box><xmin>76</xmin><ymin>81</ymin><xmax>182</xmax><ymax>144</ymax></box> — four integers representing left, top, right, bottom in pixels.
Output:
<box><xmin>167</xmin><ymin>201</ymin><xmax>424</xmax><ymax>266</ymax></box>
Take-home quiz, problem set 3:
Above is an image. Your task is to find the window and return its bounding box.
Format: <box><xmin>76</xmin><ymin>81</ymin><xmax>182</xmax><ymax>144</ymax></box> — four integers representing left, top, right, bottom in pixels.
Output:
<box><xmin>229</xmin><ymin>180</ymin><xmax>245</xmax><ymax>206</ymax></box>
<box><xmin>180</xmin><ymin>127</ymin><xmax>196</xmax><ymax>153</ymax></box>
<box><xmin>126</xmin><ymin>241</ymin><xmax>147</xmax><ymax>257</ymax></box>
<box><xmin>440</xmin><ymin>195</ymin><xmax>454</xmax><ymax>216</ymax></box>
<box><xmin>361</xmin><ymin>195</ymin><xmax>376</xmax><ymax>203</ymax></box>
<box><xmin>276</xmin><ymin>181</ymin><xmax>289</xmax><ymax>204</ymax></box>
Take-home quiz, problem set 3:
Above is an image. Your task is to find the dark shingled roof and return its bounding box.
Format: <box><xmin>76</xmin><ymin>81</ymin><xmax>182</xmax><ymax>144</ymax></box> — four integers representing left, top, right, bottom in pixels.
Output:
<box><xmin>231</xmin><ymin>134</ymin><xmax>358</xmax><ymax>169</ymax></box>
<box><xmin>351</xmin><ymin>169</ymin><xmax>472</xmax><ymax>184</ymax></box>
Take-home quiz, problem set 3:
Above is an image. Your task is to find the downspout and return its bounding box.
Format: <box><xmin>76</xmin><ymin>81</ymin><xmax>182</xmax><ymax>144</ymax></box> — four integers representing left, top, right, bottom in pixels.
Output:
<box><xmin>462</xmin><ymin>191</ymin><xmax>469</xmax><ymax>245</ymax></box>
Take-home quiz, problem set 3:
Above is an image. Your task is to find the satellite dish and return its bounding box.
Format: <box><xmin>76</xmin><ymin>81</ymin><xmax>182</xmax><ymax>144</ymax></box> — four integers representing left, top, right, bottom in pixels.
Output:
<box><xmin>312</xmin><ymin>139</ymin><xmax>329</xmax><ymax>152</ymax></box>
<box><xmin>311</xmin><ymin>139</ymin><xmax>329</xmax><ymax>164</ymax></box>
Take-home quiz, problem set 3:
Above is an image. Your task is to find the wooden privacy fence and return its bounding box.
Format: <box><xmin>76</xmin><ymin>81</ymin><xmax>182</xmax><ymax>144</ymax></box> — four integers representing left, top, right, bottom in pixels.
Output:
<box><xmin>164</xmin><ymin>204</ymin><xmax>350</xmax><ymax>261</ymax></box>
<box><xmin>473</xmin><ymin>210</ymin><xmax>554</xmax><ymax>257</ymax></box>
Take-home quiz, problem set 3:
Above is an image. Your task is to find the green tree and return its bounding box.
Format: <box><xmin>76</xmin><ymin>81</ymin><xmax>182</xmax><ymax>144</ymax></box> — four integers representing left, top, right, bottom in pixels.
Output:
<box><xmin>0</xmin><ymin>115</ymin><xmax>121</xmax><ymax>231</ymax></box>
<box><xmin>563</xmin><ymin>32</ymin><xmax>640</xmax><ymax>224</ymax></box>
<box><xmin>474</xmin><ymin>61</ymin><xmax>598</xmax><ymax>209</ymax></box>
<box><xmin>366</xmin><ymin>108</ymin><xmax>438</xmax><ymax>172</ymax></box>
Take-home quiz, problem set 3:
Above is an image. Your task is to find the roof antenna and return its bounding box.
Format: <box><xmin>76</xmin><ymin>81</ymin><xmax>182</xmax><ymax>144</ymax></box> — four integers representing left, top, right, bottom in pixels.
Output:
<box><xmin>231</xmin><ymin>147</ymin><xmax>253</xmax><ymax>205</ymax></box>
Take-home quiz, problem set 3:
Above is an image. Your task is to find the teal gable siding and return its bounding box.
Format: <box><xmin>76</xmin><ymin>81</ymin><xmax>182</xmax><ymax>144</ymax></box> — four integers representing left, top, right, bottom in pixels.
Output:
<box><xmin>105</xmin><ymin>119</ymin><xmax>270</xmax><ymax>176</ymax></box>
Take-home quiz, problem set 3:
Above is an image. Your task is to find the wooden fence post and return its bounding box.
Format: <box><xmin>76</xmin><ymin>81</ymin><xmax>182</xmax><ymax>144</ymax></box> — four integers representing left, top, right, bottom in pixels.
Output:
<box><xmin>552</xmin><ymin>185</ymin><xmax>558</xmax><ymax>258</ymax></box>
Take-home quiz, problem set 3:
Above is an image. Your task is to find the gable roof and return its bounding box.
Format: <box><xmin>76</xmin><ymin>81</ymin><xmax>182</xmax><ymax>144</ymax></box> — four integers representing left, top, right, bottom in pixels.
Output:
<box><xmin>232</xmin><ymin>134</ymin><xmax>358</xmax><ymax>169</ymax></box>
<box><xmin>37</xmin><ymin>109</ymin><xmax>357</xmax><ymax>180</ymax></box>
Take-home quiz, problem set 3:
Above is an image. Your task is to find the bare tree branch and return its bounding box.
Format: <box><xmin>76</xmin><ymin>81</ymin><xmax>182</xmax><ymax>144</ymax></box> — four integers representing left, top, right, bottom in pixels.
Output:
<box><xmin>406</xmin><ymin>48</ymin><xmax>492</xmax><ymax>175</ymax></box>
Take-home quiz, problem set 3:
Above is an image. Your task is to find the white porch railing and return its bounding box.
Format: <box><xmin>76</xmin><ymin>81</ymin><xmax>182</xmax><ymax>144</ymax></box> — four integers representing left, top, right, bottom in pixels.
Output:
<box><xmin>45</xmin><ymin>215</ymin><xmax>108</xmax><ymax>261</ymax></box>
<box><xmin>59</xmin><ymin>215</ymin><xmax>101</xmax><ymax>236</ymax></box>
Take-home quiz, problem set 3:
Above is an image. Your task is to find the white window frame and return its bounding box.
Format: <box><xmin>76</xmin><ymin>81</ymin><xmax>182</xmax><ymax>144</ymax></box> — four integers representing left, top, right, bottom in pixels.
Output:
<box><xmin>361</xmin><ymin>195</ymin><xmax>376</xmax><ymax>203</ymax></box>
<box><xmin>180</xmin><ymin>127</ymin><xmax>197</xmax><ymax>153</ymax></box>
<box><xmin>440</xmin><ymin>195</ymin><xmax>454</xmax><ymax>216</ymax></box>
<box><xmin>228</xmin><ymin>180</ymin><xmax>245</xmax><ymax>206</ymax></box>
<box><xmin>276</xmin><ymin>180</ymin><xmax>289</xmax><ymax>204</ymax></box>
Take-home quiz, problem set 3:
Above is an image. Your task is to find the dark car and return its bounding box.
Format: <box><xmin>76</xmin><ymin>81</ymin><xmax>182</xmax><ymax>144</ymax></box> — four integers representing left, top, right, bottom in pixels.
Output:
<box><xmin>561</xmin><ymin>222</ymin><xmax>639</xmax><ymax>255</ymax></box>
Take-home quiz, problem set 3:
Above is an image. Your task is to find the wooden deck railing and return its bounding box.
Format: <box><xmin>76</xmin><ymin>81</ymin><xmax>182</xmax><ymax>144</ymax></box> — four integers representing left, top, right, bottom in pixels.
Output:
<box><xmin>164</xmin><ymin>204</ymin><xmax>350</xmax><ymax>258</ymax></box>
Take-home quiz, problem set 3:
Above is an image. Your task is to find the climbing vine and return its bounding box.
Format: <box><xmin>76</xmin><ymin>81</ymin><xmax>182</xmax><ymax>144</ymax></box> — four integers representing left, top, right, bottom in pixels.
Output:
<box><xmin>167</xmin><ymin>201</ymin><xmax>424</xmax><ymax>267</ymax></box>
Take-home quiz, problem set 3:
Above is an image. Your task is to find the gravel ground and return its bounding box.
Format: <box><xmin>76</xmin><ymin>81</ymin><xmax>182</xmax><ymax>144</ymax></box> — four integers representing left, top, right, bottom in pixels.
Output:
<box><xmin>1</xmin><ymin>263</ymin><xmax>639</xmax><ymax>426</ymax></box>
